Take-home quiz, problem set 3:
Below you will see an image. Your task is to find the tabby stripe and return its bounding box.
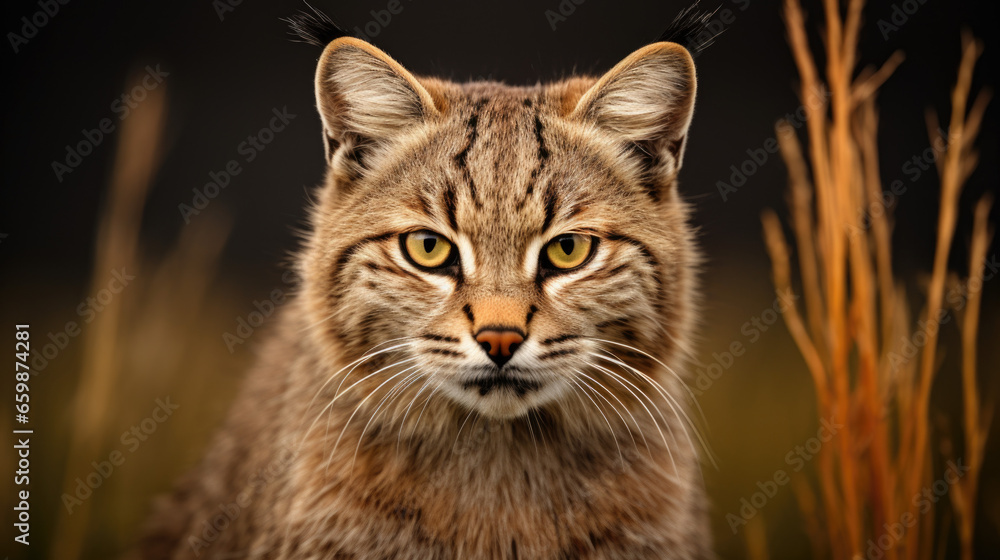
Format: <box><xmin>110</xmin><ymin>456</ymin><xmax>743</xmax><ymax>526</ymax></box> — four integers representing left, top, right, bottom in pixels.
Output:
<box><xmin>522</xmin><ymin>106</ymin><xmax>549</xmax><ymax>204</ymax></box>
<box><xmin>415</xmin><ymin>191</ymin><xmax>432</xmax><ymax>217</ymax></box>
<box><xmin>541</xmin><ymin>334</ymin><xmax>580</xmax><ymax>345</ymax></box>
<box><xmin>455</xmin><ymin>100</ymin><xmax>486</xmax><ymax>205</ymax></box>
<box><xmin>541</xmin><ymin>187</ymin><xmax>558</xmax><ymax>232</ymax></box>
<box><xmin>538</xmin><ymin>349</ymin><xmax>576</xmax><ymax>360</ymax></box>
<box><xmin>607</xmin><ymin>232</ymin><xmax>665</xmax><ymax>315</ymax></box>
<box><xmin>389</xmin><ymin>265</ymin><xmax>424</xmax><ymax>282</ymax></box>
<box><xmin>579</xmin><ymin>263</ymin><xmax>629</xmax><ymax>283</ymax></box>
<box><xmin>608</xmin><ymin>233</ymin><xmax>663</xmax><ymax>308</ymax></box>
<box><xmin>421</xmin><ymin>333</ymin><xmax>460</xmax><ymax>343</ymax></box>
<box><xmin>606</xmin><ymin>232</ymin><xmax>659</xmax><ymax>269</ymax></box>
<box><xmin>377</xmin><ymin>247</ymin><xmax>429</xmax><ymax>283</ymax></box>
<box><xmin>443</xmin><ymin>179</ymin><xmax>458</xmax><ymax>231</ymax></box>
<box><xmin>595</xmin><ymin>317</ymin><xmax>629</xmax><ymax>329</ymax></box>
<box><xmin>334</xmin><ymin>232</ymin><xmax>396</xmax><ymax>278</ymax></box>
<box><xmin>534</xmin><ymin>112</ymin><xmax>550</xmax><ymax>161</ymax></box>
<box><xmin>625</xmin><ymin>141</ymin><xmax>663</xmax><ymax>202</ymax></box>
<box><xmin>525</xmin><ymin>169</ymin><xmax>538</xmax><ymax>199</ymax></box>
<box><xmin>608</xmin><ymin>264</ymin><xmax>628</xmax><ymax>278</ymax></box>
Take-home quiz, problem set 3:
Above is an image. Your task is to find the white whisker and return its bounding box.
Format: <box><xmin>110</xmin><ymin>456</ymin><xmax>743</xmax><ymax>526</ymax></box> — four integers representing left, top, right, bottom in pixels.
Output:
<box><xmin>333</xmin><ymin>339</ymin><xmax>418</xmax><ymax>398</ymax></box>
<box><xmin>298</xmin><ymin>338</ymin><xmax>415</xmax><ymax>438</ymax></box>
<box><xmin>352</xmin><ymin>369</ymin><xmax>425</xmax><ymax>470</ymax></box>
<box><xmin>524</xmin><ymin>409</ymin><xmax>539</xmax><ymax>459</ymax></box>
<box><xmin>568</xmin><ymin>375</ymin><xmax>623</xmax><ymax>468</ymax></box>
<box><xmin>410</xmin><ymin>382</ymin><xmax>443</xmax><ymax>441</ymax></box>
<box><xmin>301</xmin><ymin>355</ymin><xmax>419</xmax><ymax>446</ymax></box>
<box><xmin>396</xmin><ymin>370</ymin><xmax>439</xmax><ymax>453</ymax></box>
<box><xmin>594</xmin><ymin>350</ymin><xmax>717</xmax><ymax>469</ymax></box>
<box><xmin>561</xmin><ymin>375</ymin><xmax>597</xmax><ymax>437</ymax></box>
<box><xmin>452</xmin><ymin>407</ymin><xmax>477</xmax><ymax>454</ymax></box>
<box><xmin>574</xmin><ymin>369</ymin><xmax>646</xmax><ymax>456</ymax></box>
<box><xmin>589</xmin><ymin>337</ymin><xmax>709</xmax><ymax>428</ymax></box>
<box><xmin>329</xmin><ymin>363</ymin><xmax>421</xmax><ymax>473</ymax></box>
<box><xmin>584</xmin><ymin>356</ymin><xmax>677</xmax><ymax>476</ymax></box>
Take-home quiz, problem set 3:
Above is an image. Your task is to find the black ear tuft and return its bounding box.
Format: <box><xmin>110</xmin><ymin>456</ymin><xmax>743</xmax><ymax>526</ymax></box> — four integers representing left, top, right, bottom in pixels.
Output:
<box><xmin>284</xmin><ymin>2</ymin><xmax>350</xmax><ymax>48</ymax></box>
<box><xmin>655</xmin><ymin>1</ymin><xmax>723</xmax><ymax>57</ymax></box>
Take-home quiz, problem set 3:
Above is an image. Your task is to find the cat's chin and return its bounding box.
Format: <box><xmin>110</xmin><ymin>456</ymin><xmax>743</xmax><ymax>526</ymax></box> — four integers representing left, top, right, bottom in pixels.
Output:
<box><xmin>442</xmin><ymin>375</ymin><xmax>568</xmax><ymax>420</ymax></box>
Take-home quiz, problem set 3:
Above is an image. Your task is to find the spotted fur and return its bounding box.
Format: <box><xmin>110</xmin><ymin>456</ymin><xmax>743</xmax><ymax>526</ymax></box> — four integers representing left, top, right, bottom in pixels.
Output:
<box><xmin>137</xmin><ymin>28</ymin><xmax>709</xmax><ymax>560</ymax></box>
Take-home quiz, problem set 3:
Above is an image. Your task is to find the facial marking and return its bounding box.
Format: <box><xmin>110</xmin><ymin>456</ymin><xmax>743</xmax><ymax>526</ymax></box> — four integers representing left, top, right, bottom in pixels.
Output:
<box><xmin>313</xmin><ymin>76</ymin><xmax>692</xmax><ymax>422</ymax></box>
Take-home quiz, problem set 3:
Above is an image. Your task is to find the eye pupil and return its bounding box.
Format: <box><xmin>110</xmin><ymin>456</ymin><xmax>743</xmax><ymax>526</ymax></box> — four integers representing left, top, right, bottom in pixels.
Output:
<box><xmin>559</xmin><ymin>237</ymin><xmax>574</xmax><ymax>256</ymax></box>
<box><xmin>403</xmin><ymin>231</ymin><xmax>454</xmax><ymax>269</ymax></box>
<box><xmin>543</xmin><ymin>234</ymin><xmax>593</xmax><ymax>272</ymax></box>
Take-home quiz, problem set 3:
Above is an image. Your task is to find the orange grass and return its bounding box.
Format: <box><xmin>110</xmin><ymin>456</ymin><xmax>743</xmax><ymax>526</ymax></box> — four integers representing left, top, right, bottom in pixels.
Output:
<box><xmin>50</xmin><ymin>73</ymin><xmax>167</xmax><ymax>560</ymax></box>
<box><xmin>950</xmin><ymin>195</ymin><xmax>993</xmax><ymax>560</ymax></box>
<box><xmin>49</xmin><ymin>73</ymin><xmax>238</xmax><ymax>560</ymax></box>
<box><xmin>764</xmin><ymin>0</ymin><xmax>992</xmax><ymax>558</ymax></box>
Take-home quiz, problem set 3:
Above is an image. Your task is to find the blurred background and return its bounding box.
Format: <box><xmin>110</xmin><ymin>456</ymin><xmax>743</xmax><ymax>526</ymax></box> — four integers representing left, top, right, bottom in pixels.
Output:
<box><xmin>1</xmin><ymin>0</ymin><xmax>997</xmax><ymax>558</ymax></box>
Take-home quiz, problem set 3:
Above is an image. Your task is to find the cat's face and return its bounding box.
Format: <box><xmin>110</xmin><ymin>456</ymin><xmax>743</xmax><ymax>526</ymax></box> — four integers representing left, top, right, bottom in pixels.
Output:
<box><xmin>301</xmin><ymin>38</ymin><xmax>698</xmax><ymax>421</ymax></box>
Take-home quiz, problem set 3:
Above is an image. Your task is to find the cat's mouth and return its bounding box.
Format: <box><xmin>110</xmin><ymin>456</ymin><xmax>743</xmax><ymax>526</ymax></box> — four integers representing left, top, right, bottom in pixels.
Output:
<box><xmin>460</xmin><ymin>372</ymin><xmax>542</xmax><ymax>397</ymax></box>
<box><xmin>445</xmin><ymin>366</ymin><xmax>565</xmax><ymax>419</ymax></box>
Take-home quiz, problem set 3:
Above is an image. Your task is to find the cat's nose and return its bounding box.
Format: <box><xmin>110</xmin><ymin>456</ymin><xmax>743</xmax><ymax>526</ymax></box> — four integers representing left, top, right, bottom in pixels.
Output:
<box><xmin>475</xmin><ymin>329</ymin><xmax>524</xmax><ymax>368</ymax></box>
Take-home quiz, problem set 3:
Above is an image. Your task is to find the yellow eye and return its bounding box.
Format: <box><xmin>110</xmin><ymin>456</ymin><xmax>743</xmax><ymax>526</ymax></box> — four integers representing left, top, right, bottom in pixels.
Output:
<box><xmin>404</xmin><ymin>230</ymin><xmax>454</xmax><ymax>268</ymax></box>
<box><xmin>544</xmin><ymin>234</ymin><xmax>593</xmax><ymax>270</ymax></box>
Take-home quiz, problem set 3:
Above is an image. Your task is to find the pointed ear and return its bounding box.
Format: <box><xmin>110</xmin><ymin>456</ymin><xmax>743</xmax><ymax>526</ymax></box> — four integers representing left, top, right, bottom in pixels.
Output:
<box><xmin>315</xmin><ymin>37</ymin><xmax>439</xmax><ymax>168</ymax></box>
<box><xmin>570</xmin><ymin>42</ymin><xmax>696</xmax><ymax>183</ymax></box>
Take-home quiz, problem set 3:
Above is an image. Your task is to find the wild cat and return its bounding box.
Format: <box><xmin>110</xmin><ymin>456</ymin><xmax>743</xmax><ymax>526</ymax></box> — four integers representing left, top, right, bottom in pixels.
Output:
<box><xmin>137</xmin><ymin>4</ymin><xmax>716</xmax><ymax>559</ymax></box>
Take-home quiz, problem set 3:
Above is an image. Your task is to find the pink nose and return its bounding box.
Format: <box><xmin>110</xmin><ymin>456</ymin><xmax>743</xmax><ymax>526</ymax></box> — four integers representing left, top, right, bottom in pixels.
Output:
<box><xmin>475</xmin><ymin>329</ymin><xmax>524</xmax><ymax>367</ymax></box>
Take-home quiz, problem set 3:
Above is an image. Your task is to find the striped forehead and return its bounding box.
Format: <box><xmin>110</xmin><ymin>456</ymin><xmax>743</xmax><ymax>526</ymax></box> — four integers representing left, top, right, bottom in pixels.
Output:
<box><xmin>445</xmin><ymin>94</ymin><xmax>558</xmax><ymax>266</ymax></box>
<box><xmin>457</xmin><ymin>95</ymin><xmax>548</xmax><ymax>208</ymax></box>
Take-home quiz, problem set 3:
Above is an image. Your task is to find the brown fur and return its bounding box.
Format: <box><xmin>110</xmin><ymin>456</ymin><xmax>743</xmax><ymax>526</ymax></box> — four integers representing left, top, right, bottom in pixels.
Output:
<box><xmin>137</xmin><ymin>36</ymin><xmax>710</xmax><ymax>559</ymax></box>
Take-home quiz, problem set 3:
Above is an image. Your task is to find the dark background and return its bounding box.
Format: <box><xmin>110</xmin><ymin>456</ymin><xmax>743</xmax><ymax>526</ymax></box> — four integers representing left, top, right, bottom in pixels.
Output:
<box><xmin>2</xmin><ymin>0</ymin><xmax>998</xmax><ymax>558</ymax></box>
<box><xmin>3</xmin><ymin>0</ymin><xmax>998</xmax><ymax>276</ymax></box>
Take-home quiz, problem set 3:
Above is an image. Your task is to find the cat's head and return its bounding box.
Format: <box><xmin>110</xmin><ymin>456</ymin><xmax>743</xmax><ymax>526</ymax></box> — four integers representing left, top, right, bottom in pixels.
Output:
<box><xmin>297</xmin><ymin>33</ymin><xmax>699</xmax><ymax>422</ymax></box>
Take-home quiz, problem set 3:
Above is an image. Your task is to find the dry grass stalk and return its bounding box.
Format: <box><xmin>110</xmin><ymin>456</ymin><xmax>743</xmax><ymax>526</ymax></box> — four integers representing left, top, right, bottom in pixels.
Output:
<box><xmin>102</xmin><ymin>213</ymin><xmax>232</xmax><ymax>542</ymax></box>
<box><xmin>951</xmin><ymin>195</ymin><xmax>993</xmax><ymax>560</ymax></box>
<box><xmin>744</xmin><ymin>515</ymin><xmax>771</xmax><ymax>560</ymax></box>
<box><xmin>767</xmin><ymin>1</ymin><xmax>991</xmax><ymax>558</ymax></box>
<box><xmin>51</xmin><ymin>74</ymin><xmax>167</xmax><ymax>560</ymax></box>
<box><xmin>48</xmin><ymin>73</ymin><xmax>237</xmax><ymax>558</ymax></box>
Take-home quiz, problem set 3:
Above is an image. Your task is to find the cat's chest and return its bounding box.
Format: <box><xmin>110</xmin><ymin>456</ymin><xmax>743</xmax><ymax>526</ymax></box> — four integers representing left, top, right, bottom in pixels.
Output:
<box><xmin>273</xmin><ymin>446</ymin><xmax>677</xmax><ymax>559</ymax></box>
